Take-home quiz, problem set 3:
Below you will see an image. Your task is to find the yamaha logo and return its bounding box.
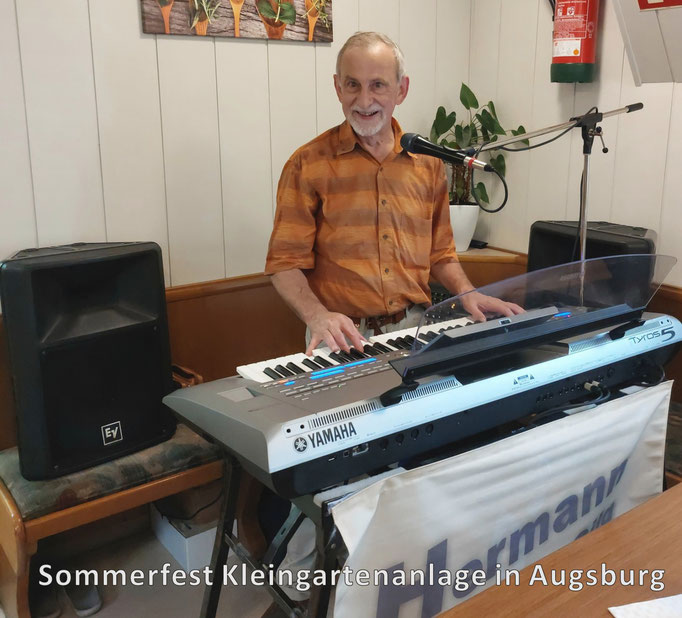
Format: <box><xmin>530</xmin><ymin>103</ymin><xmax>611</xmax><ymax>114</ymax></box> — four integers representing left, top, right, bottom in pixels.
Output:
<box><xmin>294</xmin><ymin>437</ymin><xmax>308</xmax><ymax>452</ymax></box>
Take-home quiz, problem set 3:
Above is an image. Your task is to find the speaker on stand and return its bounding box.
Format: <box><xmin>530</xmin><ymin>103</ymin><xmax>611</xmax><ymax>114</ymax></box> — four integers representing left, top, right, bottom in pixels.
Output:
<box><xmin>0</xmin><ymin>242</ymin><xmax>176</xmax><ymax>480</ymax></box>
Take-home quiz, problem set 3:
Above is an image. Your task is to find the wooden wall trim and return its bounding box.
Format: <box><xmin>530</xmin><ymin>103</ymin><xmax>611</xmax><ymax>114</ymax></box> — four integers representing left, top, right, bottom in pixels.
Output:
<box><xmin>165</xmin><ymin>273</ymin><xmax>271</xmax><ymax>303</ymax></box>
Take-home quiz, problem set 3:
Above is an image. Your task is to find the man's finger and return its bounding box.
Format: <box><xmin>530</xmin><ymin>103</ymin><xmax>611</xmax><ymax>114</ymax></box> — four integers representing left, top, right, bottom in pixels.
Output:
<box><xmin>306</xmin><ymin>334</ymin><xmax>323</xmax><ymax>356</ymax></box>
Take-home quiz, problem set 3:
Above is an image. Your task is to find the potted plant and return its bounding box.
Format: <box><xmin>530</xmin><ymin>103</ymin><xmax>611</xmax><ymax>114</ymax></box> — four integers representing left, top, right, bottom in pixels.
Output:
<box><xmin>190</xmin><ymin>0</ymin><xmax>221</xmax><ymax>36</ymax></box>
<box><xmin>430</xmin><ymin>83</ymin><xmax>527</xmax><ymax>250</ymax></box>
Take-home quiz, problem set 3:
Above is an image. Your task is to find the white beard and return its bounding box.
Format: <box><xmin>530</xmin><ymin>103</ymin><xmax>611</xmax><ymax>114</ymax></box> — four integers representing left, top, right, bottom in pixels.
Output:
<box><xmin>348</xmin><ymin>106</ymin><xmax>385</xmax><ymax>137</ymax></box>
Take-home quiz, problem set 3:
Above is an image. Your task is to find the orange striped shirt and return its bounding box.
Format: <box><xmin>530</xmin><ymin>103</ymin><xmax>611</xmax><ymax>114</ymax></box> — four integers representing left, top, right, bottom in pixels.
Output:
<box><xmin>264</xmin><ymin>118</ymin><xmax>458</xmax><ymax>318</ymax></box>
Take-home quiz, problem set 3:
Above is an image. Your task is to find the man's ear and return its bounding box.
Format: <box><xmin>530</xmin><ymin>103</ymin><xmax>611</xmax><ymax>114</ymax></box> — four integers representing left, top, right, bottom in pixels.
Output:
<box><xmin>396</xmin><ymin>75</ymin><xmax>410</xmax><ymax>105</ymax></box>
<box><xmin>333</xmin><ymin>74</ymin><xmax>342</xmax><ymax>101</ymax></box>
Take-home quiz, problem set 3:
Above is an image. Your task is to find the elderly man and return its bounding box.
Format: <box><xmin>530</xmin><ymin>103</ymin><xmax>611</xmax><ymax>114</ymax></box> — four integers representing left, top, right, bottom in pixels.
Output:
<box><xmin>260</xmin><ymin>32</ymin><xmax>521</xmax><ymax>608</ymax></box>
<box><xmin>265</xmin><ymin>32</ymin><xmax>520</xmax><ymax>357</ymax></box>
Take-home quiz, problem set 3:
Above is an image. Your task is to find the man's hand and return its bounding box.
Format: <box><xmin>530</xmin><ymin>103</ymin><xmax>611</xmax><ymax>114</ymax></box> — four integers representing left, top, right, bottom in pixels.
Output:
<box><xmin>306</xmin><ymin>310</ymin><xmax>366</xmax><ymax>356</ymax></box>
<box><xmin>459</xmin><ymin>291</ymin><xmax>524</xmax><ymax>323</ymax></box>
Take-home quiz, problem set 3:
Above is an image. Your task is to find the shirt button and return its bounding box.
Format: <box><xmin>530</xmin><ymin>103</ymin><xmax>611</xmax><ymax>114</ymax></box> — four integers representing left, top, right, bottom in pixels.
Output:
<box><xmin>384</xmin><ymin>268</ymin><xmax>389</xmax><ymax>273</ymax></box>
<box><xmin>383</xmin><ymin>234</ymin><xmax>389</xmax><ymax>240</ymax></box>
<box><xmin>381</xmin><ymin>199</ymin><xmax>387</xmax><ymax>205</ymax></box>
<box><xmin>389</xmin><ymin>300</ymin><xmax>394</xmax><ymax>305</ymax></box>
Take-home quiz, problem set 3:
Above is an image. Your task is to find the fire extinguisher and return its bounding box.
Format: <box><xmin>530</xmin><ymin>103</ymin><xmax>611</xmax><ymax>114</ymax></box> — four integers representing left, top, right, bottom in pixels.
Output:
<box><xmin>551</xmin><ymin>0</ymin><xmax>600</xmax><ymax>83</ymax></box>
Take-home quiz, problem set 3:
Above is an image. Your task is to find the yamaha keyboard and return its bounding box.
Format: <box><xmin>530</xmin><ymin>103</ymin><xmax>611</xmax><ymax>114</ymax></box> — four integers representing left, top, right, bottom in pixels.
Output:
<box><xmin>163</xmin><ymin>256</ymin><xmax>682</xmax><ymax>498</ymax></box>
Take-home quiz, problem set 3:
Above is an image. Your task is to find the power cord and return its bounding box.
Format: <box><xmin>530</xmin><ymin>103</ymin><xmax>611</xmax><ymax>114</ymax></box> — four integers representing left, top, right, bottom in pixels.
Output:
<box><xmin>155</xmin><ymin>488</ymin><xmax>224</xmax><ymax>522</ymax></box>
<box><xmin>522</xmin><ymin>380</ymin><xmax>611</xmax><ymax>426</ymax></box>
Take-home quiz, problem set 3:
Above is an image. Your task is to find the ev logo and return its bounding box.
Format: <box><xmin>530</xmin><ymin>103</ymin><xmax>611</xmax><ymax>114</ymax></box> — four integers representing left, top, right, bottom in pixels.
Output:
<box><xmin>101</xmin><ymin>421</ymin><xmax>123</xmax><ymax>446</ymax></box>
<box><xmin>293</xmin><ymin>437</ymin><xmax>308</xmax><ymax>453</ymax></box>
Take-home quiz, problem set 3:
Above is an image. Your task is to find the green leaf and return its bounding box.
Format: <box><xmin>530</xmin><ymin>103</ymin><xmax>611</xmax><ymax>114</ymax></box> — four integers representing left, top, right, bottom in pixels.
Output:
<box><xmin>454</xmin><ymin>124</ymin><xmax>463</xmax><ymax>147</ymax></box>
<box><xmin>473</xmin><ymin>182</ymin><xmax>489</xmax><ymax>204</ymax></box>
<box><xmin>278</xmin><ymin>2</ymin><xmax>296</xmax><ymax>24</ymax></box>
<box><xmin>258</xmin><ymin>0</ymin><xmax>277</xmax><ymax>19</ymax></box>
<box><xmin>461</xmin><ymin>125</ymin><xmax>472</xmax><ymax>148</ymax></box>
<box><xmin>513</xmin><ymin>125</ymin><xmax>530</xmax><ymax>146</ymax></box>
<box><xmin>489</xmin><ymin>153</ymin><xmax>506</xmax><ymax>177</ymax></box>
<box><xmin>488</xmin><ymin>101</ymin><xmax>498</xmax><ymax>120</ymax></box>
<box><xmin>459</xmin><ymin>83</ymin><xmax>479</xmax><ymax>111</ymax></box>
<box><xmin>431</xmin><ymin>106</ymin><xmax>456</xmax><ymax>141</ymax></box>
<box><xmin>477</xmin><ymin>110</ymin><xmax>496</xmax><ymax>134</ymax></box>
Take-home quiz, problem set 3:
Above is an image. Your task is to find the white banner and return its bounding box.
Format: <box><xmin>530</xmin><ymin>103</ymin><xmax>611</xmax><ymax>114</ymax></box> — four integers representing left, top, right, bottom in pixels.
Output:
<box><xmin>331</xmin><ymin>382</ymin><xmax>672</xmax><ymax>618</ymax></box>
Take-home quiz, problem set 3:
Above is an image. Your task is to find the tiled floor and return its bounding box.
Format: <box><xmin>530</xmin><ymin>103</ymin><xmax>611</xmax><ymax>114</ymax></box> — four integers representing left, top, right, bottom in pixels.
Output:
<box><xmin>34</xmin><ymin>530</ymin><xmax>272</xmax><ymax>618</ymax></box>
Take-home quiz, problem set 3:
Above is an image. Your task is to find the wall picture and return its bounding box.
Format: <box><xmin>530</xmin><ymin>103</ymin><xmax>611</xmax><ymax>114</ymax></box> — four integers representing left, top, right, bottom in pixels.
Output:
<box><xmin>141</xmin><ymin>0</ymin><xmax>333</xmax><ymax>41</ymax></box>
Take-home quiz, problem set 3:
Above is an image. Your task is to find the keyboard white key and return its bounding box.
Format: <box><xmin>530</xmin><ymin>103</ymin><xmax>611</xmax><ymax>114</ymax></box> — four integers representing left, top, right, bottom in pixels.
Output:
<box><xmin>237</xmin><ymin>316</ymin><xmax>473</xmax><ymax>383</ymax></box>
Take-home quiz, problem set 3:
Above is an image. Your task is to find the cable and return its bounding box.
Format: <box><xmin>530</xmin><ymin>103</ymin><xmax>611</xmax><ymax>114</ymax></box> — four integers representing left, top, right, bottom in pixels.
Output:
<box><xmin>631</xmin><ymin>364</ymin><xmax>666</xmax><ymax>388</ymax></box>
<box><xmin>499</xmin><ymin>123</ymin><xmax>577</xmax><ymax>152</ymax></box>
<box><xmin>475</xmin><ymin>165</ymin><xmax>509</xmax><ymax>213</ymax></box>
<box><xmin>523</xmin><ymin>382</ymin><xmax>611</xmax><ymax>425</ymax></box>
<box><xmin>155</xmin><ymin>488</ymin><xmax>224</xmax><ymax>522</ymax></box>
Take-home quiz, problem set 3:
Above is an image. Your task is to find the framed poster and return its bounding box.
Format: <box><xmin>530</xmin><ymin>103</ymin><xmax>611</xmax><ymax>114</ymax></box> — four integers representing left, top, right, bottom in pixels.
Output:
<box><xmin>141</xmin><ymin>0</ymin><xmax>333</xmax><ymax>41</ymax></box>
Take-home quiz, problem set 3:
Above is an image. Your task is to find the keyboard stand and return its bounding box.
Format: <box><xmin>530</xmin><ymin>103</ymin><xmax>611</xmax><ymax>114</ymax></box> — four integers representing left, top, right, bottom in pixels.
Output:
<box><xmin>201</xmin><ymin>451</ymin><xmax>342</xmax><ymax>618</ymax></box>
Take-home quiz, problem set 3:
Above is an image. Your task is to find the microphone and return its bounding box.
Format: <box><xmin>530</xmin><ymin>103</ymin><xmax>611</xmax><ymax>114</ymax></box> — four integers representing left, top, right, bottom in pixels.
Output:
<box><xmin>400</xmin><ymin>133</ymin><xmax>493</xmax><ymax>172</ymax></box>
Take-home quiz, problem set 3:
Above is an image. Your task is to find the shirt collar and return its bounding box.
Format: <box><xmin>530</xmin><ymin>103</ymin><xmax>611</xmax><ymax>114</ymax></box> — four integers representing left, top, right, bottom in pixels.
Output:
<box><xmin>336</xmin><ymin>118</ymin><xmax>417</xmax><ymax>158</ymax></box>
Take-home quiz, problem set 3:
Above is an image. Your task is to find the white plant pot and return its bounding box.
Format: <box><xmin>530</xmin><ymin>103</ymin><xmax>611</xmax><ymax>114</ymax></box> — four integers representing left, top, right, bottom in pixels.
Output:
<box><xmin>449</xmin><ymin>203</ymin><xmax>480</xmax><ymax>253</ymax></box>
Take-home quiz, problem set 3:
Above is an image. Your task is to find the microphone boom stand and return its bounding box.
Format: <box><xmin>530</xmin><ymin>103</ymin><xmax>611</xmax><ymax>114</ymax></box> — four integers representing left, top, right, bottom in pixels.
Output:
<box><xmin>474</xmin><ymin>102</ymin><xmax>643</xmax><ymax>263</ymax></box>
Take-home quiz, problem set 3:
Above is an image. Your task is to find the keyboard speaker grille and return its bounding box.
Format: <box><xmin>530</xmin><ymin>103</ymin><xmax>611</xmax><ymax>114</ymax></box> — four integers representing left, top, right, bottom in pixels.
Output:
<box><xmin>310</xmin><ymin>400</ymin><xmax>380</xmax><ymax>429</ymax></box>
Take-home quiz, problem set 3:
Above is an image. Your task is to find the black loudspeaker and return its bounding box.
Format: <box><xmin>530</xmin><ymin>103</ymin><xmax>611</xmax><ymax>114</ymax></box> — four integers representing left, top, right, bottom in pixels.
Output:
<box><xmin>527</xmin><ymin>221</ymin><xmax>656</xmax><ymax>272</ymax></box>
<box><xmin>0</xmin><ymin>242</ymin><xmax>176</xmax><ymax>480</ymax></box>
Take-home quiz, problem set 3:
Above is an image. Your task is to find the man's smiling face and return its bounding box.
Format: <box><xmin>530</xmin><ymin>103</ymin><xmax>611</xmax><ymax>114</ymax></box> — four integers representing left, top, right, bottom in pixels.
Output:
<box><xmin>334</xmin><ymin>42</ymin><xmax>408</xmax><ymax>139</ymax></box>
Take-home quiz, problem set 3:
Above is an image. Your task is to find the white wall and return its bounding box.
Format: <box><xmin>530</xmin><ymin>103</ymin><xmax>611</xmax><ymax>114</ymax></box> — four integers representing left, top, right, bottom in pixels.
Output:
<box><xmin>2</xmin><ymin>0</ymin><xmax>681</xmax><ymax>289</ymax></box>
<box><xmin>0</xmin><ymin>0</ymin><xmax>470</xmax><ymax>288</ymax></box>
<box><xmin>470</xmin><ymin>0</ymin><xmax>682</xmax><ymax>288</ymax></box>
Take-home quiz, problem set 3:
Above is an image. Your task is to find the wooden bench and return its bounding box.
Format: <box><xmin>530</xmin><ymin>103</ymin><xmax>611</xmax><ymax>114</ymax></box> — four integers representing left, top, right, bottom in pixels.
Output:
<box><xmin>0</xmin><ymin>424</ymin><xmax>222</xmax><ymax>618</ymax></box>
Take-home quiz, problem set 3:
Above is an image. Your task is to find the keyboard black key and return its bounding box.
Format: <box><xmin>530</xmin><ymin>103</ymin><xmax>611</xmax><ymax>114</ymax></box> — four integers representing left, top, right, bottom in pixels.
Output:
<box><xmin>286</xmin><ymin>362</ymin><xmax>306</xmax><ymax>375</ymax></box>
<box><xmin>422</xmin><ymin>331</ymin><xmax>438</xmax><ymax>341</ymax></box>
<box><xmin>394</xmin><ymin>337</ymin><xmax>411</xmax><ymax>349</ymax></box>
<box><xmin>337</xmin><ymin>350</ymin><xmax>355</xmax><ymax>363</ymax></box>
<box><xmin>274</xmin><ymin>364</ymin><xmax>295</xmax><ymax>377</ymax></box>
<box><xmin>302</xmin><ymin>358</ymin><xmax>322</xmax><ymax>370</ymax></box>
<box><xmin>313</xmin><ymin>355</ymin><xmax>333</xmax><ymax>368</ymax></box>
<box><xmin>371</xmin><ymin>342</ymin><xmax>392</xmax><ymax>353</ymax></box>
<box><xmin>387</xmin><ymin>338</ymin><xmax>410</xmax><ymax>350</ymax></box>
<box><xmin>328</xmin><ymin>351</ymin><xmax>347</xmax><ymax>364</ymax></box>
<box><xmin>403</xmin><ymin>335</ymin><xmax>416</xmax><ymax>345</ymax></box>
<box><xmin>362</xmin><ymin>345</ymin><xmax>380</xmax><ymax>356</ymax></box>
<box><xmin>348</xmin><ymin>348</ymin><xmax>367</xmax><ymax>360</ymax></box>
<box><xmin>263</xmin><ymin>367</ymin><xmax>283</xmax><ymax>380</ymax></box>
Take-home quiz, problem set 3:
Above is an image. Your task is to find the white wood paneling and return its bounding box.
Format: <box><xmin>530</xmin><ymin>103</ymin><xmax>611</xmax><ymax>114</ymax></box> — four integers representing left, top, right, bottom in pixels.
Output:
<box><xmin>16</xmin><ymin>0</ymin><xmax>105</xmax><ymax>246</ymax></box>
<box><xmin>0</xmin><ymin>0</ymin><xmax>37</xmax><ymax>263</ymax></box>
<box><xmin>469</xmin><ymin>0</ymin><xmax>501</xmax><ymax>243</ymax></box>
<box><xmin>358</xmin><ymin>0</ymin><xmax>400</xmax><ymax>44</ymax></box>
<box><xmin>157</xmin><ymin>36</ymin><xmax>224</xmax><ymax>286</ymax></box>
<box><xmin>567</xmin><ymin>0</ymin><xmax>627</xmax><ymax>224</ymax></box>
<box><xmin>659</xmin><ymin>82</ymin><xmax>682</xmax><ymax>288</ymax></box>
<box><xmin>610</xmin><ymin>71</ymin><xmax>673</xmax><ymax>232</ymax></box>
<box><xmin>396</xmin><ymin>0</ymin><xmax>437</xmax><ymax>135</ymax></box>
<box><xmin>89</xmin><ymin>0</ymin><xmax>170</xmax><ymax>279</ymax></box>
<box><xmin>486</xmin><ymin>0</ymin><xmax>539</xmax><ymax>253</ymax></box>
<box><xmin>267</xmin><ymin>42</ymin><xmax>318</xmax><ymax>212</ymax></box>
<box><xmin>216</xmin><ymin>39</ymin><xmax>273</xmax><ymax>277</ymax></box>
<box><xmin>315</xmin><ymin>0</ymin><xmax>358</xmax><ymax>133</ymax></box>
<box><xmin>526</xmin><ymin>1</ymin><xmax>575</xmax><ymax>231</ymax></box>
<box><xmin>435</xmin><ymin>0</ymin><xmax>471</xmax><ymax>115</ymax></box>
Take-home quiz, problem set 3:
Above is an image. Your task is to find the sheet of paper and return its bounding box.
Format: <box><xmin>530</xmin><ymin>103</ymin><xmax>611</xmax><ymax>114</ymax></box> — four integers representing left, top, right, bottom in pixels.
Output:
<box><xmin>609</xmin><ymin>595</ymin><xmax>682</xmax><ymax>618</ymax></box>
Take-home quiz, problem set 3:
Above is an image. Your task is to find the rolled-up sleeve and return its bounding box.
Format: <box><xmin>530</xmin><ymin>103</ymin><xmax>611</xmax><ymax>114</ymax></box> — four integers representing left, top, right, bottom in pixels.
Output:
<box><xmin>429</xmin><ymin>160</ymin><xmax>459</xmax><ymax>267</ymax></box>
<box><xmin>264</xmin><ymin>152</ymin><xmax>320</xmax><ymax>275</ymax></box>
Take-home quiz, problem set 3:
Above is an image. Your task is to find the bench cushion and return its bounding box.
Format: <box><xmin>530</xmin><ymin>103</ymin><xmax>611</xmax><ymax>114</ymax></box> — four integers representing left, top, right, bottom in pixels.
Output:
<box><xmin>0</xmin><ymin>424</ymin><xmax>220</xmax><ymax>521</ymax></box>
